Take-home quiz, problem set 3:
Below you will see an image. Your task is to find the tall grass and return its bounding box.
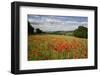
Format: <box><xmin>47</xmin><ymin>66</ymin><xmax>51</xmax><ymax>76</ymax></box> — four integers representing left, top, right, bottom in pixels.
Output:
<box><xmin>28</xmin><ymin>35</ymin><xmax>88</xmax><ymax>61</ymax></box>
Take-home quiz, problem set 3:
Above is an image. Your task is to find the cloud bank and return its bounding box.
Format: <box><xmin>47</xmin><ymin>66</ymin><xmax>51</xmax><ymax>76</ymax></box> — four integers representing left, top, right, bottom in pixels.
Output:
<box><xmin>28</xmin><ymin>15</ymin><xmax>88</xmax><ymax>32</ymax></box>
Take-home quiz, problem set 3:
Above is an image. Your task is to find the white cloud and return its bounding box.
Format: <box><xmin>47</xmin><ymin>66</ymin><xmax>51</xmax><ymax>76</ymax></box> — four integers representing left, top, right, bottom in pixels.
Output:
<box><xmin>31</xmin><ymin>22</ymin><xmax>84</xmax><ymax>32</ymax></box>
<box><xmin>29</xmin><ymin>15</ymin><xmax>88</xmax><ymax>32</ymax></box>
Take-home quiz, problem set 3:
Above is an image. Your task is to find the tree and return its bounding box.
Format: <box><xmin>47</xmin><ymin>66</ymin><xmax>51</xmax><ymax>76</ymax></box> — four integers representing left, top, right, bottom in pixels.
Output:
<box><xmin>36</xmin><ymin>28</ymin><xmax>42</xmax><ymax>34</ymax></box>
<box><xmin>73</xmin><ymin>26</ymin><xmax>88</xmax><ymax>38</ymax></box>
<box><xmin>28</xmin><ymin>21</ymin><xmax>34</xmax><ymax>35</ymax></box>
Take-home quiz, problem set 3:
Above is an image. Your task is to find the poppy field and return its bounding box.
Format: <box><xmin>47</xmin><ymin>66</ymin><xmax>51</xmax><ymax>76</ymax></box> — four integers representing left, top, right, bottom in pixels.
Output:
<box><xmin>28</xmin><ymin>35</ymin><xmax>88</xmax><ymax>61</ymax></box>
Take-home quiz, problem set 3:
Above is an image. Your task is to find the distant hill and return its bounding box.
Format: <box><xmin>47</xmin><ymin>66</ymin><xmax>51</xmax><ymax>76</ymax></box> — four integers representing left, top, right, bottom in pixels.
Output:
<box><xmin>44</xmin><ymin>31</ymin><xmax>74</xmax><ymax>36</ymax></box>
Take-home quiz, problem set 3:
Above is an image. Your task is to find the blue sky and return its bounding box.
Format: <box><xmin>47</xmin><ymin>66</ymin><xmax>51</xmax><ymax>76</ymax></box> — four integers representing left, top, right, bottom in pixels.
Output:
<box><xmin>28</xmin><ymin>14</ymin><xmax>88</xmax><ymax>32</ymax></box>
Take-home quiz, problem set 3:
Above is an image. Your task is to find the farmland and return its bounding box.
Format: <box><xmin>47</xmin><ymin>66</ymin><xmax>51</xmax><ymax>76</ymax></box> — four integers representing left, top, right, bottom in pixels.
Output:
<box><xmin>28</xmin><ymin>34</ymin><xmax>88</xmax><ymax>61</ymax></box>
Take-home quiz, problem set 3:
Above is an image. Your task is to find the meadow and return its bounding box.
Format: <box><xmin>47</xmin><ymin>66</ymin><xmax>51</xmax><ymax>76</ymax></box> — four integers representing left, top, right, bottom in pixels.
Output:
<box><xmin>28</xmin><ymin>34</ymin><xmax>88</xmax><ymax>61</ymax></box>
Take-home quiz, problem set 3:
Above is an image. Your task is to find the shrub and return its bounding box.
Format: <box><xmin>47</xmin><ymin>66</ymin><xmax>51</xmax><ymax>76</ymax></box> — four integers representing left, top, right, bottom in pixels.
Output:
<box><xmin>36</xmin><ymin>28</ymin><xmax>43</xmax><ymax>34</ymax></box>
<box><xmin>73</xmin><ymin>26</ymin><xmax>88</xmax><ymax>38</ymax></box>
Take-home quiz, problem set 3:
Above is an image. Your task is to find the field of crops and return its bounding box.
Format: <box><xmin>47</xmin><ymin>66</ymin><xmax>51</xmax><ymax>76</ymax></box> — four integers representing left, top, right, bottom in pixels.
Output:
<box><xmin>28</xmin><ymin>35</ymin><xmax>88</xmax><ymax>61</ymax></box>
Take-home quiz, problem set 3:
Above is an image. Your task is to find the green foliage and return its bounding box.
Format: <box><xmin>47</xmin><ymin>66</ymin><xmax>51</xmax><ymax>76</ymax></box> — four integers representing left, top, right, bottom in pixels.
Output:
<box><xmin>36</xmin><ymin>28</ymin><xmax>43</xmax><ymax>34</ymax></box>
<box><xmin>28</xmin><ymin>21</ymin><xmax>34</xmax><ymax>35</ymax></box>
<box><xmin>73</xmin><ymin>26</ymin><xmax>88</xmax><ymax>38</ymax></box>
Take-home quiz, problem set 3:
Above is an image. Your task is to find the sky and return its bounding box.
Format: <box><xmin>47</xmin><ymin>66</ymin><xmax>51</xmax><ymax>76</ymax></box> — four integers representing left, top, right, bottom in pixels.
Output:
<box><xmin>28</xmin><ymin>14</ymin><xmax>88</xmax><ymax>32</ymax></box>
